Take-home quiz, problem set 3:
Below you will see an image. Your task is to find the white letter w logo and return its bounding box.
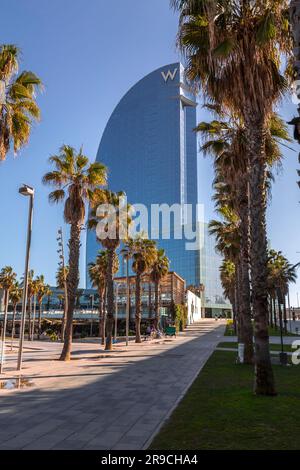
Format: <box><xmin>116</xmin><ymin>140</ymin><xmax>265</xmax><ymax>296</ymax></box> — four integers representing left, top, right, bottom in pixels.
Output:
<box><xmin>161</xmin><ymin>68</ymin><xmax>178</xmax><ymax>83</ymax></box>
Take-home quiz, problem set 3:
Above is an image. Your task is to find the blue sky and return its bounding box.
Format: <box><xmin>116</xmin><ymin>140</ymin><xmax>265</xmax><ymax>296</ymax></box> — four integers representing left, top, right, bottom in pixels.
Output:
<box><xmin>1</xmin><ymin>0</ymin><xmax>300</xmax><ymax>306</ymax></box>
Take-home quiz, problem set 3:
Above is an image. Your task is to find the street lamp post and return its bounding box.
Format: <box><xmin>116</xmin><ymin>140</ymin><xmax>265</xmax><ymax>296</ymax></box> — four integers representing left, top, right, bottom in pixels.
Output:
<box><xmin>17</xmin><ymin>185</ymin><xmax>34</xmax><ymax>372</ymax></box>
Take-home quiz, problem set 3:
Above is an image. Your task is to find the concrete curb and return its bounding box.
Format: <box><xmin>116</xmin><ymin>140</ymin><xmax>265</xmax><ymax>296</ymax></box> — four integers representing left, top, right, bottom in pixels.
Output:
<box><xmin>142</xmin><ymin>331</ymin><xmax>222</xmax><ymax>450</ymax></box>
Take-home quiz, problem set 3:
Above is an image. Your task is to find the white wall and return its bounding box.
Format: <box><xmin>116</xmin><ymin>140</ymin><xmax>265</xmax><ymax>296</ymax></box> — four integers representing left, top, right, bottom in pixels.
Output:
<box><xmin>186</xmin><ymin>290</ymin><xmax>202</xmax><ymax>325</ymax></box>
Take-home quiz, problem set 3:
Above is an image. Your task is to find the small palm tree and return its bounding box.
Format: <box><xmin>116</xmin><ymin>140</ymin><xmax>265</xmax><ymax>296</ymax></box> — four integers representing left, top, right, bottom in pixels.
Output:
<box><xmin>220</xmin><ymin>259</ymin><xmax>237</xmax><ymax>332</ymax></box>
<box><xmin>89</xmin><ymin>250</ymin><xmax>119</xmax><ymax>344</ymax></box>
<box><xmin>9</xmin><ymin>281</ymin><xmax>22</xmax><ymax>349</ymax></box>
<box><xmin>89</xmin><ymin>190</ymin><xmax>132</xmax><ymax>350</ymax></box>
<box><xmin>35</xmin><ymin>276</ymin><xmax>51</xmax><ymax>339</ymax></box>
<box><xmin>20</xmin><ymin>269</ymin><xmax>35</xmax><ymax>341</ymax></box>
<box><xmin>30</xmin><ymin>277</ymin><xmax>40</xmax><ymax>340</ymax></box>
<box><xmin>43</xmin><ymin>145</ymin><xmax>107</xmax><ymax>360</ymax></box>
<box><xmin>150</xmin><ymin>248</ymin><xmax>170</xmax><ymax>329</ymax></box>
<box><xmin>0</xmin><ymin>266</ymin><xmax>17</xmax><ymax>373</ymax></box>
<box><xmin>267</xmin><ymin>250</ymin><xmax>297</xmax><ymax>333</ymax></box>
<box><xmin>0</xmin><ymin>44</ymin><xmax>42</xmax><ymax>161</ymax></box>
<box><xmin>125</xmin><ymin>237</ymin><xmax>157</xmax><ymax>343</ymax></box>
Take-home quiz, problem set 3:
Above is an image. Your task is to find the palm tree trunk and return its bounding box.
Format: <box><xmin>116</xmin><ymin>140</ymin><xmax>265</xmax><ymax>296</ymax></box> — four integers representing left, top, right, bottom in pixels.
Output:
<box><xmin>246</xmin><ymin>119</ymin><xmax>276</xmax><ymax>395</ymax></box>
<box><xmin>237</xmin><ymin>180</ymin><xmax>254</xmax><ymax>364</ymax></box>
<box><xmin>154</xmin><ymin>280</ymin><xmax>160</xmax><ymax>329</ymax></box>
<box><xmin>0</xmin><ymin>290</ymin><xmax>9</xmax><ymax>374</ymax></box>
<box><xmin>102</xmin><ymin>286</ymin><xmax>107</xmax><ymax>345</ymax></box>
<box><xmin>135</xmin><ymin>273</ymin><xmax>142</xmax><ymax>343</ymax></box>
<box><xmin>235</xmin><ymin>264</ymin><xmax>243</xmax><ymax>343</ymax></box>
<box><xmin>230</xmin><ymin>291</ymin><xmax>237</xmax><ymax>335</ymax></box>
<box><xmin>11</xmin><ymin>303</ymin><xmax>17</xmax><ymax>351</ymax></box>
<box><xmin>283</xmin><ymin>294</ymin><xmax>288</xmax><ymax>334</ymax></box>
<box><xmin>31</xmin><ymin>295</ymin><xmax>36</xmax><ymax>340</ymax></box>
<box><xmin>60</xmin><ymin>223</ymin><xmax>81</xmax><ymax>361</ymax></box>
<box><xmin>98</xmin><ymin>287</ymin><xmax>103</xmax><ymax>339</ymax></box>
<box><xmin>38</xmin><ymin>301</ymin><xmax>42</xmax><ymax>339</ymax></box>
<box><xmin>273</xmin><ymin>297</ymin><xmax>277</xmax><ymax>330</ymax></box>
<box><xmin>61</xmin><ymin>280</ymin><xmax>68</xmax><ymax>342</ymax></box>
<box><xmin>148</xmin><ymin>282</ymin><xmax>152</xmax><ymax>319</ymax></box>
<box><xmin>28</xmin><ymin>297</ymin><xmax>32</xmax><ymax>341</ymax></box>
<box><xmin>105</xmin><ymin>249</ymin><xmax>115</xmax><ymax>351</ymax></box>
<box><xmin>269</xmin><ymin>296</ymin><xmax>273</xmax><ymax>328</ymax></box>
<box><xmin>238</xmin><ymin>255</ymin><xmax>253</xmax><ymax>363</ymax></box>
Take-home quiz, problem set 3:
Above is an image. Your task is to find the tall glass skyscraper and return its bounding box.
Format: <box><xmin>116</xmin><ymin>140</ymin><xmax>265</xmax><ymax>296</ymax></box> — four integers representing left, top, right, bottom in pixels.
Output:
<box><xmin>86</xmin><ymin>63</ymin><xmax>231</xmax><ymax>315</ymax></box>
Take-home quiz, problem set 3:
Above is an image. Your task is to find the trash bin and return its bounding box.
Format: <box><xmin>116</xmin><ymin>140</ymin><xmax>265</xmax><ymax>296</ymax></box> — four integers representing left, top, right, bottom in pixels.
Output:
<box><xmin>279</xmin><ymin>352</ymin><xmax>288</xmax><ymax>366</ymax></box>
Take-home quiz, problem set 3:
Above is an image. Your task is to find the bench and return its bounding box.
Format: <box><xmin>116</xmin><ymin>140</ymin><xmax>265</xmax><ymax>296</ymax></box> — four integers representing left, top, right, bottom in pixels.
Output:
<box><xmin>165</xmin><ymin>326</ymin><xmax>177</xmax><ymax>337</ymax></box>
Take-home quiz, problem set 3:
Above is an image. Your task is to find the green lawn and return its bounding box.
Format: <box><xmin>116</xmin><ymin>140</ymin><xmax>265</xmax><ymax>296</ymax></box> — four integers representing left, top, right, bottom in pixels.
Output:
<box><xmin>149</xmin><ymin>351</ymin><xmax>300</xmax><ymax>450</ymax></box>
<box><xmin>268</xmin><ymin>326</ymin><xmax>297</xmax><ymax>337</ymax></box>
<box><xmin>218</xmin><ymin>341</ymin><xmax>293</xmax><ymax>353</ymax></box>
<box><xmin>225</xmin><ymin>323</ymin><xmax>298</xmax><ymax>337</ymax></box>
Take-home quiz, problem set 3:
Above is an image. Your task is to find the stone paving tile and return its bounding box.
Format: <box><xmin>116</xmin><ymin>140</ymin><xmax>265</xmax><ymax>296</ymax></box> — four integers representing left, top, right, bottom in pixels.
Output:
<box><xmin>85</xmin><ymin>431</ymin><xmax>125</xmax><ymax>448</ymax></box>
<box><xmin>54</xmin><ymin>440</ymin><xmax>92</xmax><ymax>450</ymax></box>
<box><xmin>22</xmin><ymin>428</ymin><xmax>77</xmax><ymax>450</ymax></box>
<box><xmin>0</xmin><ymin>321</ymin><xmax>225</xmax><ymax>450</ymax></box>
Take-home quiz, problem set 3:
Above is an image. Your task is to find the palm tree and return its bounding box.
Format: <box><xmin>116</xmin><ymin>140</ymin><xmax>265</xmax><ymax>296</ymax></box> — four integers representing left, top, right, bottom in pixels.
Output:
<box><xmin>9</xmin><ymin>281</ymin><xmax>22</xmax><ymax>349</ymax></box>
<box><xmin>125</xmin><ymin>237</ymin><xmax>157</xmax><ymax>343</ymax></box>
<box><xmin>56</xmin><ymin>265</ymin><xmax>69</xmax><ymax>341</ymax></box>
<box><xmin>88</xmin><ymin>190</ymin><xmax>132</xmax><ymax>350</ymax></box>
<box><xmin>0</xmin><ymin>44</ymin><xmax>42</xmax><ymax>161</ymax></box>
<box><xmin>220</xmin><ymin>259</ymin><xmax>237</xmax><ymax>333</ymax></box>
<box><xmin>0</xmin><ymin>266</ymin><xmax>17</xmax><ymax>373</ymax></box>
<box><xmin>172</xmin><ymin>0</ymin><xmax>292</xmax><ymax>395</ymax></box>
<box><xmin>30</xmin><ymin>277</ymin><xmax>40</xmax><ymax>340</ymax></box>
<box><xmin>21</xmin><ymin>269</ymin><xmax>35</xmax><ymax>341</ymax></box>
<box><xmin>35</xmin><ymin>276</ymin><xmax>51</xmax><ymax>339</ymax></box>
<box><xmin>89</xmin><ymin>250</ymin><xmax>119</xmax><ymax>344</ymax></box>
<box><xmin>209</xmin><ymin>206</ymin><xmax>244</xmax><ymax>341</ymax></box>
<box><xmin>150</xmin><ymin>248</ymin><xmax>170</xmax><ymax>329</ymax></box>
<box><xmin>43</xmin><ymin>145</ymin><xmax>107</xmax><ymax>360</ymax></box>
<box><xmin>198</xmin><ymin>111</ymin><xmax>291</xmax><ymax>364</ymax></box>
<box><xmin>267</xmin><ymin>250</ymin><xmax>297</xmax><ymax>333</ymax></box>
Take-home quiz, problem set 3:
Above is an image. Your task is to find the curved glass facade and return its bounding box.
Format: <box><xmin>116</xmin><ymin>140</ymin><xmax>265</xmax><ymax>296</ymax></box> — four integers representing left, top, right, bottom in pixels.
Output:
<box><xmin>86</xmin><ymin>63</ymin><xmax>231</xmax><ymax>313</ymax></box>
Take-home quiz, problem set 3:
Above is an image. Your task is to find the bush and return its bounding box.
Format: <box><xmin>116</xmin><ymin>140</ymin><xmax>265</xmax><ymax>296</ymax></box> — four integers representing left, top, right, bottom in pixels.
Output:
<box><xmin>172</xmin><ymin>304</ymin><xmax>188</xmax><ymax>332</ymax></box>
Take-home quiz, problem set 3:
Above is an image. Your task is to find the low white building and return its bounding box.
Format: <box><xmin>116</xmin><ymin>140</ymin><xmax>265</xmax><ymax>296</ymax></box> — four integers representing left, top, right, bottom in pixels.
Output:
<box><xmin>186</xmin><ymin>290</ymin><xmax>202</xmax><ymax>325</ymax></box>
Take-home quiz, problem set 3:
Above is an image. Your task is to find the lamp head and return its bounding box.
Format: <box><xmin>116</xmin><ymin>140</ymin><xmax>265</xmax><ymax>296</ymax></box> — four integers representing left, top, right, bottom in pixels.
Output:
<box><xmin>19</xmin><ymin>184</ymin><xmax>34</xmax><ymax>197</ymax></box>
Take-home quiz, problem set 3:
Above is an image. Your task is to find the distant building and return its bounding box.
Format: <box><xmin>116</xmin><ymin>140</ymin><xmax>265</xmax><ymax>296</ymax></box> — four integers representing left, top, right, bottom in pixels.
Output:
<box><xmin>86</xmin><ymin>63</ymin><xmax>231</xmax><ymax>316</ymax></box>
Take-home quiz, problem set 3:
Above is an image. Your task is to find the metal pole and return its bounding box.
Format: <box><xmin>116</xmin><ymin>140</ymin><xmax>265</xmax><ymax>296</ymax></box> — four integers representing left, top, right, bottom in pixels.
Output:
<box><xmin>126</xmin><ymin>257</ymin><xmax>130</xmax><ymax>346</ymax></box>
<box><xmin>288</xmin><ymin>290</ymin><xmax>292</xmax><ymax>333</ymax></box>
<box><xmin>17</xmin><ymin>194</ymin><xmax>33</xmax><ymax>371</ymax></box>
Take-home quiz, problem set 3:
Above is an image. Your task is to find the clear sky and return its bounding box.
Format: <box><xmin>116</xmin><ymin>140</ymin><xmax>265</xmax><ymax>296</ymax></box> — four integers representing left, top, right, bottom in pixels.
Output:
<box><xmin>1</xmin><ymin>0</ymin><xmax>300</xmax><ymax>306</ymax></box>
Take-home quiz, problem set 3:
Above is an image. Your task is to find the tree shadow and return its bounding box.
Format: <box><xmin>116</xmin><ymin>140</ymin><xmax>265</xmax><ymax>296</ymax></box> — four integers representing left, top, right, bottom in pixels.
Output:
<box><xmin>0</xmin><ymin>323</ymin><xmax>224</xmax><ymax>451</ymax></box>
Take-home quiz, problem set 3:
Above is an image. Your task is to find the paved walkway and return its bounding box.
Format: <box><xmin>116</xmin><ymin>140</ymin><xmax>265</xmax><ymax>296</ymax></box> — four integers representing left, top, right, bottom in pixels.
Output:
<box><xmin>0</xmin><ymin>320</ymin><xmax>225</xmax><ymax>450</ymax></box>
